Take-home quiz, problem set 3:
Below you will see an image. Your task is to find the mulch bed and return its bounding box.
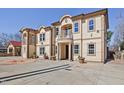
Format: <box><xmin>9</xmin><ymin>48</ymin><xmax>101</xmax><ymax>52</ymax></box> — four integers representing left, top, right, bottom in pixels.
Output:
<box><xmin>0</xmin><ymin>59</ymin><xmax>37</xmax><ymax>65</ymax></box>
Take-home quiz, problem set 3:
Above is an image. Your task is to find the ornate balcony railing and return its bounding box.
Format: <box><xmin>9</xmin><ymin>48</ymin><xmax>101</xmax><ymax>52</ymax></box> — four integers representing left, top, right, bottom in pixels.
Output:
<box><xmin>56</xmin><ymin>30</ymin><xmax>73</xmax><ymax>41</ymax></box>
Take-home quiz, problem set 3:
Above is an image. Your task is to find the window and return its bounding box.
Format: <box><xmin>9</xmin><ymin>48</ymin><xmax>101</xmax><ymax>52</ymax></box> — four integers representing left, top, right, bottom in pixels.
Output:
<box><xmin>9</xmin><ymin>48</ymin><xmax>13</xmax><ymax>53</ymax></box>
<box><xmin>65</xmin><ymin>29</ymin><xmax>68</xmax><ymax>36</ymax></box>
<box><xmin>40</xmin><ymin>33</ymin><xmax>45</xmax><ymax>41</ymax></box>
<box><xmin>74</xmin><ymin>23</ymin><xmax>78</xmax><ymax>32</ymax></box>
<box><xmin>43</xmin><ymin>33</ymin><xmax>45</xmax><ymax>41</ymax></box>
<box><xmin>89</xmin><ymin>19</ymin><xmax>94</xmax><ymax>31</ymax></box>
<box><xmin>74</xmin><ymin>45</ymin><xmax>79</xmax><ymax>54</ymax></box>
<box><xmin>56</xmin><ymin>27</ymin><xmax>59</xmax><ymax>36</ymax></box>
<box><xmin>40</xmin><ymin>47</ymin><xmax>45</xmax><ymax>55</ymax></box>
<box><xmin>88</xmin><ymin>44</ymin><xmax>95</xmax><ymax>55</ymax></box>
<box><xmin>40</xmin><ymin>34</ymin><xmax>42</xmax><ymax>41</ymax></box>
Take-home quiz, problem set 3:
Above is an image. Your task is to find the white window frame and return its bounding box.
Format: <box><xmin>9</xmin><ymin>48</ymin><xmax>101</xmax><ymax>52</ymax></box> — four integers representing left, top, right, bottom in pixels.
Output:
<box><xmin>74</xmin><ymin>44</ymin><xmax>79</xmax><ymax>54</ymax></box>
<box><xmin>87</xmin><ymin>43</ymin><xmax>96</xmax><ymax>56</ymax></box>
<box><xmin>40</xmin><ymin>47</ymin><xmax>45</xmax><ymax>55</ymax></box>
<box><xmin>89</xmin><ymin>19</ymin><xmax>94</xmax><ymax>31</ymax></box>
<box><xmin>40</xmin><ymin>33</ymin><xmax>45</xmax><ymax>41</ymax></box>
<box><xmin>74</xmin><ymin>22</ymin><xmax>79</xmax><ymax>33</ymax></box>
<box><xmin>56</xmin><ymin>27</ymin><xmax>59</xmax><ymax>36</ymax></box>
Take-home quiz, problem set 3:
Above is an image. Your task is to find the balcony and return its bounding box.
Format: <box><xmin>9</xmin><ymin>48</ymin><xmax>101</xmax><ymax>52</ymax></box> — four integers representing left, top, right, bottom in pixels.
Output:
<box><xmin>56</xmin><ymin>30</ymin><xmax>73</xmax><ymax>43</ymax></box>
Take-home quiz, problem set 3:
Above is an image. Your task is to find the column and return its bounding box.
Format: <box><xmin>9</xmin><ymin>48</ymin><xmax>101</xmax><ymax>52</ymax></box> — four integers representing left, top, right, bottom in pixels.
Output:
<box><xmin>69</xmin><ymin>43</ymin><xmax>71</xmax><ymax>61</ymax></box>
<box><xmin>59</xmin><ymin>43</ymin><xmax>61</xmax><ymax>60</ymax></box>
<box><xmin>57</xmin><ymin>43</ymin><xmax>59</xmax><ymax>60</ymax></box>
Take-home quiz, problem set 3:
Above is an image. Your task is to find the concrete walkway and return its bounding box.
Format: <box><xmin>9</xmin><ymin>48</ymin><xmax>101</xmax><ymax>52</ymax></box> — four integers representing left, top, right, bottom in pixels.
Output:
<box><xmin>0</xmin><ymin>57</ymin><xmax>124</xmax><ymax>85</ymax></box>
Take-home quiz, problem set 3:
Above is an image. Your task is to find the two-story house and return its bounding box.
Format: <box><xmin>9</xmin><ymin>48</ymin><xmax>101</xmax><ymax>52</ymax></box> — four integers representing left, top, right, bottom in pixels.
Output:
<box><xmin>20</xmin><ymin>9</ymin><xmax>109</xmax><ymax>63</ymax></box>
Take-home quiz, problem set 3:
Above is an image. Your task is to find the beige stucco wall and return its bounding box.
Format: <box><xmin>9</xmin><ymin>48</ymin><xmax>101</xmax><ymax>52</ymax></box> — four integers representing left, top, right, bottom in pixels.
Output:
<box><xmin>7</xmin><ymin>44</ymin><xmax>15</xmax><ymax>55</ymax></box>
<box><xmin>36</xmin><ymin>45</ymin><xmax>50</xmax><ymax>59</ymax></box>
<box><xmin>71</xmin><ymin>15</ymin><xmax>107</xmax><ymax>62</ymax></box>
<box><xmin>21</xmin><ymin>45</ymin><xmax>27</xmax><ymax>58</ymax></box>
<box><xmin>21</xmin><ymin>14</ymin><xmax>107</xmax><ymax>62</ymax></box>
<box><xmin>36</xmin><ymin>28</ymin><xmax>51</xmax><ymax>59</ymax></box>
<box><xmin>82</xmin><ymin>39</ymin><xmax>102</xmax><ymax>62</ymax></box>
<box><xmin>21</xmin><ymin>31</ymin><xmax>28</xmax><ymax>58</ymax></box>
<box><xmin>73</xmin><ymin>40</ymin><xmax>81</xmax><ymax>60</ymax></box>
<box><xmin>81</xmin><ymin>15</ymin><xmax>107</xmax><ymax>62</ymax></box>
<box><xmin>82</xmin><ymin>16</ymin><xmax>103</xmax><ymax>39</ymax></box>
<box><xmin>37</xmin><ymin>28</ymin><xmax>51</xmax><ymax>45</ymax></box>
<box><xmin>72</xmin><ymin>19</ymin><xmax>82</xmax><ymax>60</ymax></box>
<box><xmin>72</xmin><ymin>20</ymin><xmax>82</xmax><ymax>40</ymax></box>
<box><xmin>29</xmin><ymin>45</ymin><xmax>35</xmax><ymax>58</ymax></box>
<box><xmin>60</xmin><ymin>16</ymin><xmax>72</xmax><ymax>26</ymax></box>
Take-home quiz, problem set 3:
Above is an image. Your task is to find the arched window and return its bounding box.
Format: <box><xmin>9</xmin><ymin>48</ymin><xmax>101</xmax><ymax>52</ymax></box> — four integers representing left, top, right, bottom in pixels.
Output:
<box><xmin>89</xmin><ymin>19</ymin><xmax>94</xmax><ymax>31</ymax></box>
<box><xmin>74</xmin><ymin>22</ymin><xmax>78</xmax><ymax>32</ymax></box>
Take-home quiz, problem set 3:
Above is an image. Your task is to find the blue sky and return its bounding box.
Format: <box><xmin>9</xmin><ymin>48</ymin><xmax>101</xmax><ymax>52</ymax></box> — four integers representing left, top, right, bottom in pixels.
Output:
<box><xmin>0</xmin><ymin>8</ymin><xmax>123</xmax><ymax>34</ymax></box>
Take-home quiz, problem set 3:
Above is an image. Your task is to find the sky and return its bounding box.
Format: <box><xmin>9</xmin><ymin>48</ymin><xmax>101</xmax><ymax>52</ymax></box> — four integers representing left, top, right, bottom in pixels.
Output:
<box><xmin>0</xmin><ymin>8</ymin><xmax>123</xmax><ymax>35</ymax></box>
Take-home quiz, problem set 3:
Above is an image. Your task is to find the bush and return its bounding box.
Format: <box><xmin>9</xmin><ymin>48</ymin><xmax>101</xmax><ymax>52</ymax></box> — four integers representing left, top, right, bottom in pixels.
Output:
<box><xmin>0</xmin><ymin>53</ymin><xmax>13</xmax><ymax>56</ymax></box>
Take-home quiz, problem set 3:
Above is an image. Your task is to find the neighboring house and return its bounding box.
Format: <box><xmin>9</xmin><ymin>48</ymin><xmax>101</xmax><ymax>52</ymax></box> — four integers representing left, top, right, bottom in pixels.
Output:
<box><xmin>0</xmin><ymin>46</ymin><xmax>7</xmax><ymax>53</ymax></box>
<box><xmin>20</xmin><ymin>9</ymin><xmax>109</xmax><ymax>63</ymax></box>
<box><xmin>7</xmin><ymin>41</ymin><xmax>21</xmax><ymax>56</ymax></box>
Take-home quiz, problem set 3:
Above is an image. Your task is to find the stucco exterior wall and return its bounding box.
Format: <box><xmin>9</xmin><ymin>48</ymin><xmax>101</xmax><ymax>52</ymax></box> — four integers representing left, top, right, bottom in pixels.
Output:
<box><xmin>21</xmin><ymin>10</ymin><xmax>108</xmax><ymax>62</ymax></box>
<box><xmin>21</xmin><ymin>31</ymin><xmax>28</xmax><ymax>58</ymax></box>
<box><xmin>82</xmin><ymin>39</ymin><xmax>102</xmax><ymax>62</ymax></box>
<box><xmin>72</xmin><ymin>20</ymin><xmax>82</xmax><ymax>40</ymax></box>
<box><xmin>37</xmin><ymin>28</ymin><xmax>51</xmax><ymax>45</ymax></box>
<box><xmin>7</xmin><ymin>44</ymin><xmax>15</xmax><ymax>55</ymax></box>
<box><xmin>36</xmin><ymin>45</ymin><xmax>50</xmax><ymax>58</ymax></box>
<box><xmin>22</xmin><ymin>45</ymin><xmax>27</xmax><ymax>58</ymax></box>
<box><xmin>81</xmin><ymin>15</ymin><xmax>106</xmax><ymax>62</ymax></box>
<box><xmin>61</xmin><ymin>16</ymin><xmax>72</xmax><ymax>26</ymax></box>
<box><xmin>29</xmin><ymin>45</ymin><xmax>35</xmax><ymax>58</ymax></box>
<box><xmin>73</xmin><ymin>40</ymin><xmax>81</xmax><ymax>60</ymax></box>
<box><xmin>82</xmin><ymin>16</ymin><xmax>103</xmax><ymax>39</ymax></box>
<box><xmin>36</xmin><ymin>28</ymin><xmax>51</xmax><ymax>59</ymax></box>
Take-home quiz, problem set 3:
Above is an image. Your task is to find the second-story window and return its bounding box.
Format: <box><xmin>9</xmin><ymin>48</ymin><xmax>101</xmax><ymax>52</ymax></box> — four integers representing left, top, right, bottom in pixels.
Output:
<box><xmin>74</xmin><ymin>23</ymin><xmax>79</xmax><ymax>32</ymax></box>
<box><xmin>56</xmin><ymin>27</ymin><xmax>59</xmax><ymax>36</ymax></box>
<box><xmin>40</xmin><ymin>33</ymin><xmax>45</xmax><ymax>41</ymax></box>
<box><xmin>65</xmin><ymin>29</ymin><xmax>68</xmax><ymax>36</ymax></box>
<box><xmin>89</xmin><ymin>19</ymin><xmax>94</xmax><ymax>31</ymax></box>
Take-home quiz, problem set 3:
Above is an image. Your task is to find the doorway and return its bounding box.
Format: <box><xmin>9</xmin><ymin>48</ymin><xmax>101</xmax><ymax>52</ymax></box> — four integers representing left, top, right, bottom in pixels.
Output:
<box><xmin>65</xmin><ymin>45</ymin><xmax>69</xmax><ymax>59</ymax></box>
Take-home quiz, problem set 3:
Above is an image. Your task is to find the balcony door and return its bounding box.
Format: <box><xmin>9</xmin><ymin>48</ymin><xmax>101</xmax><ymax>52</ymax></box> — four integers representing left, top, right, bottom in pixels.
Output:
<box><xmin>65</xmin><ymin>29</ymin><xmax>68</xmax><ymax>36</ymax></box>
<box><xmin>61</xmin><ymin>24</ymin><xmax>72</xmax><ymax>37</ymax></box>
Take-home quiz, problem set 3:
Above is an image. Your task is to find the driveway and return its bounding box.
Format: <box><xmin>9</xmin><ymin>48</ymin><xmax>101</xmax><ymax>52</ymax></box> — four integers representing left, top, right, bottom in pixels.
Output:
<box><xmin>0</xmin><ymin>57</ymin><xmax>124</xmax><ymax>85</ymax></box>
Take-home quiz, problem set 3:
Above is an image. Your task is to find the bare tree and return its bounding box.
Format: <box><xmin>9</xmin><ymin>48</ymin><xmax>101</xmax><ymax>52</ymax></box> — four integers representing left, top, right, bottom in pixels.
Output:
<box><xmin>112</xmin><ymin>13</ymin><xmax>124</xmax><ymax>51</ymax></box>
<box><xmin>0</xmin><ymin>32</ymin><xmax>21</xmax><ymax>46</ymax></box>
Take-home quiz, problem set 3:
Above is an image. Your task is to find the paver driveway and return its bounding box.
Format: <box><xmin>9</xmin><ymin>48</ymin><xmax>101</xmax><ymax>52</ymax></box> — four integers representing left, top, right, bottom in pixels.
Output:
<box><xmin>0</xmin><ymin>57</ymin><xmax>124</xmax><ymax>85</ymax></box>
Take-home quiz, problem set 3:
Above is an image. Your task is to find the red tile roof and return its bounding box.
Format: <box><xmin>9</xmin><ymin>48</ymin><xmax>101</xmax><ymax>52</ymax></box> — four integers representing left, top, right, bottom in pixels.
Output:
<box><xmin>10</xmin><ymin>41</ymin><xmax>21</xmax><ymax>47</ymax></box>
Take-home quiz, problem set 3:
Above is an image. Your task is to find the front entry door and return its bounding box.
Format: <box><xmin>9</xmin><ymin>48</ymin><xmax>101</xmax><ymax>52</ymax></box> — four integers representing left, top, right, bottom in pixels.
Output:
<box><xmin>65</xmin><ymin>45</ymin><xmax>69</xmax><ymax>59</ymax></box>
